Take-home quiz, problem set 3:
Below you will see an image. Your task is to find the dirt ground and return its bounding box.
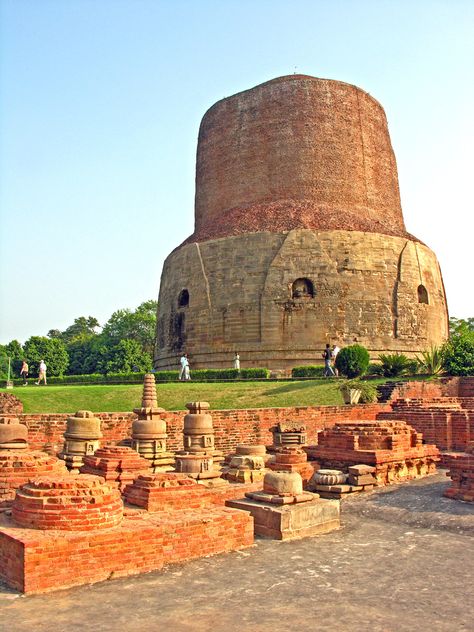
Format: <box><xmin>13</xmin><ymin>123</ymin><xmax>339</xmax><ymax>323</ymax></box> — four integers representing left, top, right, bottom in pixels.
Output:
<box><xmin>1</xmin><ymin>471</ymin><xmax>473</xmax><ymax>632</ymax></box>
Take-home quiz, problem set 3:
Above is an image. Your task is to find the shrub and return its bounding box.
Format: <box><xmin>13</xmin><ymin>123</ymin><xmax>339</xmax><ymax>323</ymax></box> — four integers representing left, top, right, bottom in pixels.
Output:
<box><xmin>239</xmin><ymin>368</ymin><xmax>271</xmax><ymax>379</ymax></box>
<box><xmin>291</xmin><ymin>365</ymin><xmax>326</xmax><ymax>378</ymax></box>
<box><xmin>416</xmin><ymin>346</ymin><xmax>444</xmax><ymax>375</ymax></box>
<box><xmin>443</xmin><ymin>331</ymin><xmax>474</xmax><ymax>376</ymax></box>
<box><xmin>335</xmin><ymin>345</ymin><xmax>370</xmax><ymax>378</ymax></box>
<box><xmin>366</xmin><ymin>363</ymin><xmax>383</xmax><ymax>377</ymax></box>
<box><xmin>378</xmin><ymin>353</ymin><xmax>411</xmax><ymax>377</ymax></box>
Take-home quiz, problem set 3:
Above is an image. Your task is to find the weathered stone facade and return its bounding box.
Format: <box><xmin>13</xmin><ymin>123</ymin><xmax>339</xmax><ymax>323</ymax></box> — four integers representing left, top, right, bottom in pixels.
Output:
<box><xmin>155</xmin><ymin>75</ymin><xmax>448</xmax><ymax>371</ymax></box>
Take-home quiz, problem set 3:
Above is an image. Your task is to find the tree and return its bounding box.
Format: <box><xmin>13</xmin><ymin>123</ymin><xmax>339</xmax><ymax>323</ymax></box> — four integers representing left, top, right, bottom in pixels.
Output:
<box><xmin>102</xmin><ymin>300</ymin><xmax>157</xmax><ymax>355</ymax></box>
<box><xmin>3</xmin><ymin>340</ymin><xmax>24</xmax><ymax>375</ymax></box>
<box><xmin>444</xmin><ymin>329</ymin><xmax>474</xmax><ymax>376</ymax></box>
<box><xmin>23</xmin><ymin>336</ymin><xmax>69</xmax><ymax>377</ymax></box>
<box><xmin>61</xmin><ymin>316</ymin><xmax>100</xmax><ymax>343</ymax></box>
<box><xmin>449</xmin><ymin>317</ymin><xmax>474</xmax><ymax>337</ymax></box>
<box><xmin>103</xmin><ymin>339</ymin><xmax>152</xmax><ymax>374</ymax></box>
<box><xmin>67</xmin><ymin>336</ymin><xmax>108</xmax><ymax>375</ymax></box>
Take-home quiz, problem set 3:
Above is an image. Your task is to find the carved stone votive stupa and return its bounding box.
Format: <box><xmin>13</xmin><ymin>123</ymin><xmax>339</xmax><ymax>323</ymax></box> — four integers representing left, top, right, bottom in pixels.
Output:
<box><xmin>175</xmin><ymin>402</ymin><xmax>227</xmax><ymax>487</ymax></box>
<box><xmin>131</xmin><ymin>373</ymin><xmax>174</xmax><ymax>472</ymax></box>
<box><xmin>268</xmin><ymin>421</ymin><xmax>307</xmax><ymax>453</ymax></box>
<box><xmin>225</xmin><ymin>444</ymin><xmax>266</xmax><ymax>483</ymax></box>
<box><xmin>60</xmin><ymin>410</ymin><xmax>102</xmax><ymax>472</ymax></box>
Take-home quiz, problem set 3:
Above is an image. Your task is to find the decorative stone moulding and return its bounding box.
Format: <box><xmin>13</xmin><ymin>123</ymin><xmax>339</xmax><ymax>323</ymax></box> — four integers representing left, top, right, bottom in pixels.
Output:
<box><xmin>311</xmin><ymin>470</ymin><xmax>347</xmax><ymax>486</ymax></box>
<box><xmin>174</xmin><ymin>451</ymin><xmax>227</xmax><ymax>487</ymax></box>
<box><xmin>80</xmin><ymin>446</ymin><xmax>151</xmax><ymax>492</ymax></box>
<box><xmin>12</xmin><ymin>475</ymin><xmax>123</xmax><ymax>531</ymax></box>
<box><xmin>0</xmin><ymin>416</ymin><xmax>28</xmax><ymax>450</ymax></box>
<box><xmin>131</xmin><ymin>373</ymin><xmax>174</xmax><ymax>472</ymax></box>
<box><xmin>226</xmin><ymin>448</ymin><xmax>266</xmax><ymax>484</ymax></box>
<box><xmin>60</xmin><ymin>410</ymin><xmax>102</xmax><ymax>472</ymax></box>
<box><xmin>269</xmin><ymin>422</ymin><xmax>307</xmax><ymax>452</ymax></box>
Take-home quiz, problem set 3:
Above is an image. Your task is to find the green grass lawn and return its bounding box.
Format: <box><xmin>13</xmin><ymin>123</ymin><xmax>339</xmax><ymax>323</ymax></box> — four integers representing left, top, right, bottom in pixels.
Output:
<box><xmin>0</xmin><ymin>380</ymin><xmax>350</xmax><ymax>413</ymax></box>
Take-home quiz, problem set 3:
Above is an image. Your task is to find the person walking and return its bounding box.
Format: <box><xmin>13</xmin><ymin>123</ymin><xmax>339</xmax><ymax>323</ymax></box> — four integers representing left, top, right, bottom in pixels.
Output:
<box><xmin>179</xmin><ymin>353</ymin><xmax>191</xmax><ymax>381</ymax></box>
<box><xmin>322</xmin><ymin>344</ymin><xmax>335</xmax><ymax>377</ymax></box>
<box><xmin>36</xmin><ymin>359</ymin><xmax>47</xmax><ymax>385</ymax></box>
<box><xmin>233</xmin><ymin>352</ymin><xmax>241</xmax><ymax>371</ymax></box>
<box><xmin>20</xmin><ymin>359</ymin><xmax>29</xmax><ymax>386</ymax></box>
<box><xmin>332</xmin><ymin>343</ymin><xmax>341</xmax><ymax>376</ymax></box>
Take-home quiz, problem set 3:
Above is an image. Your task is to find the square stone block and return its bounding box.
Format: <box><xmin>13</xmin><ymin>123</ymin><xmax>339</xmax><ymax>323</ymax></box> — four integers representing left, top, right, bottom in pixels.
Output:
<box><xmin>226</xmin><ymin>497</ymin><xmax>340</xmax><ymax>541</ymax></box>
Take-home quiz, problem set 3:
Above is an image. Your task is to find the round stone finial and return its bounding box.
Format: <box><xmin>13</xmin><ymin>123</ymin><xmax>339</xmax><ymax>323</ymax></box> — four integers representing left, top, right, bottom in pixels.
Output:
<box><xmin>263</xmin><ymin>471</ymin><xmax>303</xmax><ymax>496</ymax></box>
<box><xmin>65</xmin><ymin>410</ymin><xmax>102</xmax><ymax>439</ymax></box>
<box><xmin>0</xmin><ymin>416</ymin><xmax>28</xmax><ymax>449</ymax></box>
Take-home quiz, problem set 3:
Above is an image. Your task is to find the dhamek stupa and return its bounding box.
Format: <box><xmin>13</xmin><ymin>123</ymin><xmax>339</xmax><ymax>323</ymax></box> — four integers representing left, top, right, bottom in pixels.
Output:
<box><xmin>155</xmin><ymin>75</ymin><xmax>448</xmax><ymax>371</ymax></box>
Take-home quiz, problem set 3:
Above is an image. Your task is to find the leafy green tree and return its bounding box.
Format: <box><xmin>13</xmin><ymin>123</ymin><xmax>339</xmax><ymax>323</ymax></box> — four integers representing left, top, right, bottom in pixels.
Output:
<box><xmin>23</xmin><ymin>336</ymin><xmax>69</xmax><ymax>377</ymax></box>
<box><xmin>103</xmin><ymin>339</ymin><xmax>152</xmax><ymax>374</ymax></box>
<box><xmin>67</xmin><ymin>336</ymin><xmax>109</xmax><ymax>375</ymax></box>
<box><xmin>102</xmin><ymin>300</ymin><xmax>157</xmax><ymax>355</ymax></box>
<box><xmin>61</xmin><ymin>316</ymin><xmax>100</xmax><ymax>343</ymax></box>
<box><xmin>3</xmin><ymin>339</ymin><xmax>24</xmax><ymax>374</ymax></box>
<box><xmin>444</xmin><ymin>330</ymin><xmax>474</xmax><ymax>376</ymax></box>
<box><xmin>449</xmin><ymin>317</ymin><xmax>474</xmax><ymax>336</ymax></box>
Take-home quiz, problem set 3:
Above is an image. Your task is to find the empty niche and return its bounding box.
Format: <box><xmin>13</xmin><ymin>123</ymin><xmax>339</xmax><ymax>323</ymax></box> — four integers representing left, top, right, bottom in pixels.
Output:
<box><xmin>417</xmin><ymin>285</ymin><xmax>429</xmax><ymax>305</ymax></box>
<box><xmin>292</xmin><ymin>278</ymin><xmax>315</xmax><ymax>299</ymax></box>
<box><xmin>178</xmin><ymin>289</ymin><xmax>189</xmax><ymax>308</ymax></box>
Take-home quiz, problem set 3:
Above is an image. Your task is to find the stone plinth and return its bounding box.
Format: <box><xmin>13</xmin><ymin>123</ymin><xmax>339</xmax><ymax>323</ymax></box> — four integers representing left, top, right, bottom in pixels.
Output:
<box><xmin>305</xmin><ymin>420</ymin><xmax>440</xmax><ymax>485</ymax></box>
<box><xmin>227</xmin><ymin>472</ymin><xmax>339</xmax><ymax>540</ymax></box>
<box><xmin>60</xmin><ymin>410</ymin><xmax>102</xmax><ymax>472</ymax></box>
<box><xmin>226</xmin><ymin>453</ymin><xmax>266</xmax><ymax>484</ymax></box>
<box><xmin>308</xmin><ymin>466</ymin><xmax>377</xmax><ymax>499</ymax></box>
<box><xmin>131</xmin><ymin>373</ymin><xmax>174</xmax><ymax>471</ymax></box>
<box><xmin>268</xmin><ymin>446</ymin><xmax>315</xmax><ymax>485</ymax></box>
<box><xmin>179</xmin><ymin>402</ymin><xmax>223</xmax><ymax>464</ymax></box>
<box><xmin>124</xmin><ymin>472</ymin><xmax>214</xmax><ymax>511</ymax></box>
<box><xmin>268</xmin><ymin>422</ymin><xmax>307</xmax><ymax>452</ymax></box>
<box><xmin>0</xmin><ymin>416</ymin><xmax>28</xmax><ymax>450</ymax></box>
<box><xmin>80</xmin><ymin>446</ymin><xmax>150</xmax><ymax>491</ymax></box>
<box><xmin>12</xmin><ymin>475</ymin><xmax>123</xmax><ymax>531</ymax></box>
<box><xmin>444</xmin><ymin>443</ymin><xmax>474</xmax><ymax>502</ymax></box>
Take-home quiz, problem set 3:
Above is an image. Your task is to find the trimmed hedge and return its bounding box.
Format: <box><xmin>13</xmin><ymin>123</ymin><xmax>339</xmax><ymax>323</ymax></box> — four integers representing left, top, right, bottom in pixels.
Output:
<box><xmin>291</xmin><ymin>365</ymin><xmax>326</xmax><ymax>378</ymax></box>
<box><xmin>12</xmin><ymin>367</ymin><xmax>272</xmax><ymax>385</ymax></box>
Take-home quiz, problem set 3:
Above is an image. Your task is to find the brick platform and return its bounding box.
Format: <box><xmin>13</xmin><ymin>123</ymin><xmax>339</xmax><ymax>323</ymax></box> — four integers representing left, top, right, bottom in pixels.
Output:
<box><xmin>444</xmin><ymin>443</ymin><xmax>474</xmax><ymax>502</ymax></box>
<box><xmin>305</xmin><ymin>420</ymin><xmax>439</xmax><ymax>485</ymax></box>
<box><xmin>0</xmin><ymin>505</ymin><xmax>253</xmax><ymax>594</ymax></box>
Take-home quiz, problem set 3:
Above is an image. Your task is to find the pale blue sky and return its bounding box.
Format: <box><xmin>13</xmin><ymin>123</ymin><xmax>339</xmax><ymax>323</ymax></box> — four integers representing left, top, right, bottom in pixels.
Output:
<box><xmin>1</xmin><ymin>0</ymin><xmax>473</xmax><ymax>344</ymax></box>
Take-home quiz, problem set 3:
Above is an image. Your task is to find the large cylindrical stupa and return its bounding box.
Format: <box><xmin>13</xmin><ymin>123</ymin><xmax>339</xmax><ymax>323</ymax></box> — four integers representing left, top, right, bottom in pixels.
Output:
<box><xmin>155</xmin><ymin>75</ymin><xmax>448</xmax><ymax>371</ymax></box>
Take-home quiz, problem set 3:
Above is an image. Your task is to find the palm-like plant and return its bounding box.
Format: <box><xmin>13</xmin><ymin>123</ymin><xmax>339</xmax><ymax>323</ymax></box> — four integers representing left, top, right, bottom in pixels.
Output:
<box><xmin>416</xmin><ymin>345</ymin><xmax>445</xmax><ymax>375</ymax></box>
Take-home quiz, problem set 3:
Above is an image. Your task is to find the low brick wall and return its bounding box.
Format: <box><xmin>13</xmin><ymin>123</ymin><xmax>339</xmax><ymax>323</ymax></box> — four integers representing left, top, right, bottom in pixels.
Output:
<box><xmin>20</xmin><ymin>404</ymin><xmax>389</xmax><ymax>455</ymax></box>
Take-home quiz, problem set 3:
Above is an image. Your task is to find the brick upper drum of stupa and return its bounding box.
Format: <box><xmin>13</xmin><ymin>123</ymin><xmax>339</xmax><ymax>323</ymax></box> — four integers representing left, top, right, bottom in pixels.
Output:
<box><xmin>0</xmin><ymin>416</ymin><xmax>68</xmax><ymax>508</ymax></box>
<box><xmin>305</xmin><ymin>420</ymin><xmax>439</xmax><ymax>485</ymax></box>
<box><xmin>12</xmin><ymin>475</ymin><xmax>123</xmax><ymax>531</ymax></box>
<box><xmin>80</xmin><ymin>446</ymin><xmax>151</xmax><ymax>491</ymax></box>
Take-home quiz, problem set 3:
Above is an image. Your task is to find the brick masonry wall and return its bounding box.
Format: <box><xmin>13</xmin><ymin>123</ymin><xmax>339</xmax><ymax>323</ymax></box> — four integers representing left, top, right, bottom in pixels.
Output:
<box><xmin>20</xmin><ymin>404</ymin><xmax>389</xmax><ymax>455</ymax></box>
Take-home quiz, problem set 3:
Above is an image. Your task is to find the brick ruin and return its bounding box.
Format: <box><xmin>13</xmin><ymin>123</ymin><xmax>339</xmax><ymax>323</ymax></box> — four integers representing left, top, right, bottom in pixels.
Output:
<box><xmin>306</xmin><ymin>420</ymin><xmax>439</xmax><ymax>485</ymax></box>
<box><xmin>443</xmin><ymin>442</ymin><xmax>474</xmax><ymax>502</ymax></box>
<box><xmin>155</xmin><ymin>75</ymin><xmax>448</xmax><ymax>372</ymax></box>
<box><xmin>2</xmin><ymin>376</ymin><xmax>473</xmax><ymax>593</ymax></box>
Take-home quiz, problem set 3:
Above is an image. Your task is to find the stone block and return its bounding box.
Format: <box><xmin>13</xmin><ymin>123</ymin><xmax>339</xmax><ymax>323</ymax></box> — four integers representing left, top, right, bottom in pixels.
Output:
<box><xmin>226</xmin><ymin>496</ymin><xmax>339</xmax><ymax>540</ymax></box>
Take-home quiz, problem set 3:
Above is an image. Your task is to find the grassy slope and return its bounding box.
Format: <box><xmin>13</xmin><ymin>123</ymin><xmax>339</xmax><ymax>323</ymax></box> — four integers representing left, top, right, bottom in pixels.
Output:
<box><xmin>1</xmin><ymin>380</ymin><xmax>348</xmax><ymax>413</ymax></box>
